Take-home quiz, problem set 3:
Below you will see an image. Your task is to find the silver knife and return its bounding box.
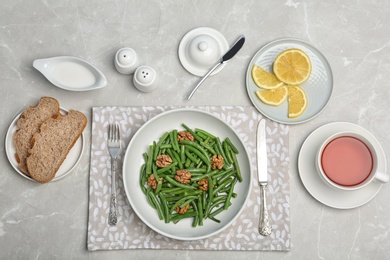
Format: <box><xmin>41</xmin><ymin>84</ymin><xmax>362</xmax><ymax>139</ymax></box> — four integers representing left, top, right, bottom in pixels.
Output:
<box><xmin>187</xmin><ymin>35</ymin><xmax>245</xmax><ymax>100</ymax></box>
<box><xmin>257</xmin><ymin>119</ymin><xmax>272</xmax><ymax>236</ymax></box>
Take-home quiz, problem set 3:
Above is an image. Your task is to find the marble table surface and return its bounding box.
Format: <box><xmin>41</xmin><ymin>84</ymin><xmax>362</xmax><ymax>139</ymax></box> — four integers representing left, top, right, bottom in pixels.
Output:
<box><xmin>1</xmin><ymin>0</ymin><xmax>389</xmax><ymax>259</ymax></box>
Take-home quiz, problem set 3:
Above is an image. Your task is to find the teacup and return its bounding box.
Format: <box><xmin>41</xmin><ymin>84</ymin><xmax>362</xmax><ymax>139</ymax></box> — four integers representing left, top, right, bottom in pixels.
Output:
<box><xmin>316</xmin><ymin>131</ymin><xmax>389</xmax><ymax>191</ymax></box>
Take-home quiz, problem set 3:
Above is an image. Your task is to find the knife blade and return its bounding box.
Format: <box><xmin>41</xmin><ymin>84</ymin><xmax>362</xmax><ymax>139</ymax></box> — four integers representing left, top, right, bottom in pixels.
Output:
<box><xmin>187</xmin><ymin>35</ymin><xmax>245</xmax><ymax>100</ymax></box>
<box><xmin>257</xmin><ymin>119</ymin><xmax>268</xmax><ymax>185</ymax></box>
<box><xmin>257</xmin><ymin>119</ymin><xmax>272</xmax><ymax>236</ymax></box>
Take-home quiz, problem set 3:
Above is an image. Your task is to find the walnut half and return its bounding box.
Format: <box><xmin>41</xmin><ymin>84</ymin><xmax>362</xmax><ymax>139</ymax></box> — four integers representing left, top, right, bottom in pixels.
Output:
<box><xmin>197</xmin><ymin>178</ymin><xmax>209</xmax><ymax>191</ymax></box>
<box><xmin>211</xmin><ymin>154</ymin><xmax>224</xmax><ymax>170</ymax></box>
<box><xmin>177</xmin><ymin>131</ymin><xmax>194</xmax><ymax>142</ymax></box>
<box><xmin>156</xmin><ymin>154</ymin><xmax>172</xmax><ymax>168</ymax></box>
<box><xmin>175</xmin><ymin>204</ymin><xmax>190</xmax><ymax>214</ymax></box>
<box><xmin>147</xmin><ymin>174</ymin><xmax>162</xmax><ymax>190</ymax></box>
<box><xmin>175</xmin><ymin>170</ymin><xmax>191</xmax><ymax>184</ymax></box>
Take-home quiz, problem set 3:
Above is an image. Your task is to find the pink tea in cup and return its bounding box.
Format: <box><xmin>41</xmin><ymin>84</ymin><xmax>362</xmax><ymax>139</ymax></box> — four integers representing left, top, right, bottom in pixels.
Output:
<box><xmin>321</xmin><ymin>136</ymin><xmax>373</xmax><ymax>187</ymax></box>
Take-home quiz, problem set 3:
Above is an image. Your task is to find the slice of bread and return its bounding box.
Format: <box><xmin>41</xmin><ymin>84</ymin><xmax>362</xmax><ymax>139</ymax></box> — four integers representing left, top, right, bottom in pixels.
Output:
<box><xmin>26</xmin><ymin>109</ymin><xmax>87</xmax><ymax>183</ymax></box>
<box><xmin>13</xmin><ymin>97</ymin><xmax>60</xmax><ymax>176</ymax></box>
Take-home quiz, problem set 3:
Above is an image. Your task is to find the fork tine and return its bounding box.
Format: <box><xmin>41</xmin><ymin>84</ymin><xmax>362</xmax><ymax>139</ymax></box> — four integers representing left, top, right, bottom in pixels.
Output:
<box><xmin>108</xmin><ymin>124</ymin><xmax>112</xmax><ymax>140</ymax></box>
<box><xmin>115</xmin><ymin>124</ymin><xmax>120</xmax><ymax>141</ymax></box>
<box><xmin>113</xmin><ymin>124</ymin><xmax>118</xmax><ymax>141</ymax></box>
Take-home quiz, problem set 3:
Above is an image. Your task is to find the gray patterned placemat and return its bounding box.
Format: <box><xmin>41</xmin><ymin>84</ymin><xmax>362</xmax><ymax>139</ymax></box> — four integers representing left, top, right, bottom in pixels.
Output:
<box><xmin>87</xmin><ymin>106</ymin><xmax>290</xmax><ymax>251</ymax></box>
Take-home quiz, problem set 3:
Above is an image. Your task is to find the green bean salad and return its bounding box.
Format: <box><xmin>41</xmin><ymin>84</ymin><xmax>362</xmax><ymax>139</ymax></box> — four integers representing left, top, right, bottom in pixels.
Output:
<box><xmin>139</xmin><ymin>123</ymin><xmax>243</xmax><ymax>227</ymax></box>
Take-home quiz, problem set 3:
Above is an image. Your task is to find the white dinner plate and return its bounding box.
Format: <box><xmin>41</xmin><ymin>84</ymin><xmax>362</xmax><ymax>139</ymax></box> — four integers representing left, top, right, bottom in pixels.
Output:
<box><xmin>246</xmin><ymin>38</ymin><xmax>333</xmax><ymax>124</ymax></box>
<box><xmin>298</xmin><ymin>122</ymin><xmax>386</xmax><ymax>209</ymax></box>
<box><xmin>122</xmin><ymin>108</ymin><xmax>252</xmax><ymax>240</ymax></box>
<box><xmin>5</xmin><ymin>107</ymin><xmax>85</xmax><ymax>182</ymax></box>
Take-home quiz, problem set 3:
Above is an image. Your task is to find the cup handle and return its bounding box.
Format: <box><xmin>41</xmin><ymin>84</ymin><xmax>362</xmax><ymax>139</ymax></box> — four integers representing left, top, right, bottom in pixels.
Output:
<box><xmin>375</xmin><ymin>171</ymin><xmax>389</xmax><ymax>183</ymax></box>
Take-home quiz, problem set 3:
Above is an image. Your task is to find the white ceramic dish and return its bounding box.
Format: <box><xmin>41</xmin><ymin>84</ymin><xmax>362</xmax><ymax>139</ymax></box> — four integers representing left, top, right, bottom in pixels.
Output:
<box><xmin>246</xmin><ymin>38</ymin><xmax>333</xmax><ymax>124</ymax></box>
<box><xmin>5</xmin><ymin>107</ymin><xmax>85</xmax><ymax>182</ymax></box>
<box><xmin>33</xmin><ymin>56</ymin><xmax>107</xmax><ymax>91</ymax></box>
<box><xmin>298</xmin><ymin>122</ymin><xmax>386</xmax><ymax>209</ymax></box>
<box><xmin>178</xmin><ymin>27</ymin><xmax>229</xmax><ymax>76</ymax></box>
<box><xmin>122</xmin><ymin>108</ymin><xmax>252</xmax><ymax>240</ymax></box>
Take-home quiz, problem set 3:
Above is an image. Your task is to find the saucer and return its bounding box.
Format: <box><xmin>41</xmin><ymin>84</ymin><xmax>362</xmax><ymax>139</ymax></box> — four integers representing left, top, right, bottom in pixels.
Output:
<box><xmin>178</xmin><ymin>27</ymin><xmax>229</xmax><ymax>76</ymax></box>
<box><xmin>298</xmin><ymin>122</ymin><xmax>386</xmax><ymax>209</ymax></box>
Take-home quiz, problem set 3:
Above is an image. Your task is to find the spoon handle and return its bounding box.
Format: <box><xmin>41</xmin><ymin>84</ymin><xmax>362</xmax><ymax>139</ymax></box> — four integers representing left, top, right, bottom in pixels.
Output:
<box><xmin>187</xmin><ymin>62</ymin><xmax>221</xmax><ymax>100</ymax></box>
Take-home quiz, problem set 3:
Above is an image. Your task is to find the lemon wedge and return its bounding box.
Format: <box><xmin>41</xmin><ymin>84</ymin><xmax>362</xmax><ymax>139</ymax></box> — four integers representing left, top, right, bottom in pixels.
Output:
<box><xmin>251</xmin><ymin>65</ymin><xmax>284</xmax><ymax>89</ymax></box>
<box><xmin>287</xmin><ymin>85</ymin><xmax>308</xmax><ymax>118</ymax></box>
<box><xmin>255</xmin><ymin>85</ymin><xmax>288</xmax><ymax>106</ymax></box>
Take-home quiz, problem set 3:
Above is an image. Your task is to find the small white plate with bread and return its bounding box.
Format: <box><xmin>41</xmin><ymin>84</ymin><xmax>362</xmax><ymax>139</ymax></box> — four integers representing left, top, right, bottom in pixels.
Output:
<box><xmin>5</xmin><ymin>97</ymin><xmax>86</xmax><ymax>183</ymax></box>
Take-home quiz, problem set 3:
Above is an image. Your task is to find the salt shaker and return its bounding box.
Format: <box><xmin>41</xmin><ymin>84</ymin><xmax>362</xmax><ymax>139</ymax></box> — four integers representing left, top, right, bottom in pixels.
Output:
<box><xmin>133</xmin><ymin>65</ymin><xmax>157</xmax><ymax>92</ymax></box>
<box><xmin>114</xmin><ymin>48</ymin><xmax>139</xmax><ymax>75</ymax></box>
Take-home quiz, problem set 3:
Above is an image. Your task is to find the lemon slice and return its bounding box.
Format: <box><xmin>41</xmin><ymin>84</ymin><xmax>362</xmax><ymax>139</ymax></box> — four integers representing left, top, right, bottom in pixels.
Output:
<box><xmin>251</xmin><ymin>65</ymin><xmax>284</xmax><ymax>89</ymax></box>
<box><xmin>273</xmin><ymin>48</ymin><xmax>312</xmax><ymax>85</ymax></box>
<box><xmin>255</xmin><ymin>85</ymin><xmax>288</xmax><ymax>106</ymax></box>
<box><xmin>288</xmin><ymin>85</ymin><xmax>308</xmax><ymax>118</ymax></box>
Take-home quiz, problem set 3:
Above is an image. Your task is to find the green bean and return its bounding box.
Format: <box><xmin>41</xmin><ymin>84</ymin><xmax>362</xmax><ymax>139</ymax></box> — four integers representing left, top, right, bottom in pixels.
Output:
<box><xmin>159</xmin><ymin>194</ymin><xmax>170</xmax><ymax>223</ymax></box>
<box><xmin>180</xmin><ymin>145</ymin><xmax>185</xmax><ymax>164</ymax></box>
<box><xmin>159</xmin><ymin>144</ymin><xmax>172</xmax><ymax>149</ymax></box>
<box><xmin>153</xmin><ymin>141</ymin><xmax>160</xmax><ymax>160</ymax></box>
<box><xmin>209</xmin><ymin>216</ymin><xmax>221</xmax><ymax>223</ymax></box>
<box><xmin>184</xmin><ymin>168</ymin><xmax>207</xmax><ymax>173</ymax></box>
<box><xmin>191</xmin><ymin>170</ymin><xmax>219</xmax><ymax>181</ymax></box>
<box><xmin>165</xmin><ymin>175</ymin><xmax>196</xmax><ymax>190</ymax></box>
<box><xmin>212</xmin><ymin>168</ymin><xmax>234</xmax><ymax>180</ymax></box>
<box><xmin>160</xmin><ymin>187</ymin><xmax>182</xmax><ymax>194</ymax></box>
<box><xmin>191</xmin><ymin>200</ymin><xmax>199</xmax><ymax>227</ymax></box>
<box><xmin>231</xmin><ymin>151</ymin><xmax>243</xmax><ymax>182</ymax></box>
<box><xmin>197</xmin><ymin>195</ymin><xmax>204</xmax><ymax>226</ymax></box>
<box><xmin>217</xmin><ymin>170</ymin><xmax>236</xmax><ymax>185</ymax></box>
<box><xmin>145</xmin><ymin>145</ymin><xmax>154</xmax><ymax>175</ymax></box>
<box><xmin>171</xmin><ymin>211</ymin><xmax>198</xmax><ymax>222</ymax></box>
<box><xmin>209</xmin><ymin>205</ymin><xmax>225</xmax><ymax>219</ymax></box>
<box><xmin>157</xmin><ymin>132</ymin><xmax>170</xmax><ymax>146</ymax></box>
<box><xmin>140</xmin><ymin>164</ymin><xmax>147</xmax><ymax>194</ymax></box>
<box><xmin>195</xmin><ymin>131</ymin><xmax>208</xmax><ymax>140</ymax></box>
<box><xmin>213</xmin><ymin>178</ymin><xmax>234</xmax><ymax>196</ymax></box>
<box><xmin>170</xmin><ymin>130</ymin><xmax>180</xmax><ymax>152</ymax></box>
<box><xmin>184</xmin><ymin>148</ymin><xmax>201</xmax><ymax>165</ymax></box>
<box><xmin>215</xmin><ymin>137</ymin><xmax>227</xmax><ymax>162</ymax></box>
<box><xmin>205</xmin><ymin>177</ymin><xmax>213</xmax><ymax>217</ymax></box>
<box><xmin>195</xmin><ymin>128</ymin><xmax>216</xmax><ymax>140</ymax></box>
<box><xmin>224</xmin><ymin>178</ymin><xmax>237</xmax><ymax>210</ymax></box>
<box><xmin>156</xmin><ymin>162</ymin><xmax>177</xmax><ymax>175</ymax></box>
<box><xmin>225</xmin><ymin>137</ymin><xmax>239</xmax><ymax>154</ymax></box>
<box><xmin>200</xmin><ymin>141</ymin><xmax>217</xmax><ymax>155</ymax></box>
<box><xmin>223</xmin><ymin>141</ymin><xmax>233</xmax><ymax>165</ymax></box>
<box><xmin>155</xmin><ymin>178</ymin><xmax>163</xmax><ymax>194</ymax></box>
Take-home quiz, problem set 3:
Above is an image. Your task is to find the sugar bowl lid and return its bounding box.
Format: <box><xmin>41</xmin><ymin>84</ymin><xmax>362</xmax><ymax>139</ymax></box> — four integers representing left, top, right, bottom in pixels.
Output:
<box><xmin>178</xmin><ymin>27</ymin><xmax>229</xmax><ymax>76</ymax></box>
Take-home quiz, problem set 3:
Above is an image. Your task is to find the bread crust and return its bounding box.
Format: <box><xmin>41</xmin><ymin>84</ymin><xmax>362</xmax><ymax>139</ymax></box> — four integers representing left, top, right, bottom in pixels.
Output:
<box><xmin>26</xmin><ymin>110</ymin><xmax>87</xmax><ymax>183</ymax></box>
<box><xmin>13</xmin><ymin>97</ymin><xmax>60</xmax><ymax>176</ymax></box>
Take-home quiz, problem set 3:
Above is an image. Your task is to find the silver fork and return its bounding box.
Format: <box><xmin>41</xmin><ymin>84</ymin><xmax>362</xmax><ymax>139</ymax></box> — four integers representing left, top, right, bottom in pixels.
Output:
<box><xmin>107</xmin><ymin>123</ymin><xmax>121</xmax><ymax>225</ymax></box>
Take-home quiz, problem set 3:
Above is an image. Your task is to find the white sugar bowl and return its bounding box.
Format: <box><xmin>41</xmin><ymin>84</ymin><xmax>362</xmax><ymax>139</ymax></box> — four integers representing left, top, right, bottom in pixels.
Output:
<box><xmin>133</xmin><ymin>65</ymin><xmax>157</xmax><ymax>92</ymax></box>
<box><xmin>114</xmin><ymin>47</ymin><xmax>139</xmax><ymax>75</ymax></box>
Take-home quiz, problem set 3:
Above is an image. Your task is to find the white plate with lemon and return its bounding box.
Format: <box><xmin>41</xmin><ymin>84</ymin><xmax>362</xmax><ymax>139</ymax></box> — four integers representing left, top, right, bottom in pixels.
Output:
<box><xmin>246</xmin><ymin>38</ymin><xmax>333</xmax><ymax>124</ymax></box>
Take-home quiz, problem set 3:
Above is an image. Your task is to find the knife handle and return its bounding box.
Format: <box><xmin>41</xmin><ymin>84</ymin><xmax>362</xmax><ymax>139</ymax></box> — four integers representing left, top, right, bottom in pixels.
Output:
<box><xmin>258</xmin><ymin>184</ymin><xmax>272</xmax><ymax>236</ymax></box>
